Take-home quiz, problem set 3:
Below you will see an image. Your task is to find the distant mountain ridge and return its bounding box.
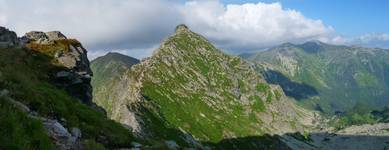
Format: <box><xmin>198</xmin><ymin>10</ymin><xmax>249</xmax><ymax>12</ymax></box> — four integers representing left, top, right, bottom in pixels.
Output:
<box><xmin>91</xmin><ymin>52</ymin><xmax>140</xmax><ymax>117</ymax></box>
<box><xmin>242</xmin><ymin>41</ymin><xmax>389</xmax><ymax>114</ymax></box>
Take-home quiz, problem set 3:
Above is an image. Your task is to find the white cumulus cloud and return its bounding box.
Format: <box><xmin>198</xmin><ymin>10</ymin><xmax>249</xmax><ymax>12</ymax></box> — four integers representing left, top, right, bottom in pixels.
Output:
<box><xmin>181</xmin><ymin>1</ymin><xmax>338</xmax><ymax>50</ymax></box>
<box><xmin>345</xmin><ymin>33</ymin><xmax>389</xmax><ymax>49</ymax></box>
<box><xmin>1</xmin><ymin>0</ymin><xmax>385</xmax><ymax>59</ymax></box>
<box><xmin>355</xmin><ymin>33</ymin><xmax>389</xmax><ymax>43</ymax></box>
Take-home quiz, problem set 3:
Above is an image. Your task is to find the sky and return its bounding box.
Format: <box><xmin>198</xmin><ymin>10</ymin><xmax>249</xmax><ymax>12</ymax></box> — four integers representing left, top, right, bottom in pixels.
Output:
<box><xmin>0</xmin><ymin>0</ymin><xmax>388</xmax><ymax>59</ymax></box>
<box><xmin>222</xmin><ymin>0</ymin><xmax>389</xmax><ymax>36</ymax></box>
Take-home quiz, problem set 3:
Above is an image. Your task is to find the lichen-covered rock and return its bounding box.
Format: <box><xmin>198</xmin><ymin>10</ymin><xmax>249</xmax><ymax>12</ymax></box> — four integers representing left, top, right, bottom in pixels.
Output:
<box><xmin>23</xmin><ymin>31</ymin><xmax>98</xmax><ymax>111</ymax></box>
<box><xmin>46</xmin><ymin>31</ymin><xmax>67</xmax><ymax>41</ymax></box>
<box><xmin>24</xmin><ymin>31</ymin><xmax>50</xmax><ymax>44</ymax></box>
<box><xmin>24</xmin><ymin>31</ymin><xmax>66</xmax><ymax>44</ymax></box>
<box><xmin>0</xmin><ymin>26</ymin><xmax>18</xmax><ymax>48</ymax></box>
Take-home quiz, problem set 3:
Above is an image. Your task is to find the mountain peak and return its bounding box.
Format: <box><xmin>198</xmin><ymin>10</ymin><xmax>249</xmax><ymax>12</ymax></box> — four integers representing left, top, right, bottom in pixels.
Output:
<box><xmin>175</xmin><ymin>24</ymin><xmax>189</xmax><ymax>33</ymax></box>
<box><xmin>297</xmin><ymin>40</ymin><xmax>327</xmax><ymax>53</ymax></box>
<box><xmin>151</xmin><ymin>24</ymin><xmax>220</xmax><ymax>58</ymax></box>
<box><xmin>279</xmin><ymin>42</ymin><xmax>296</xmax><ymax>47</ymax></box>
<box><xmin>105</xmin><ymin>52</ymin><xmax>139</xmax><ymax>62</ymax></box>
<box><xmin>303</xmin><ymin>40</ymin><xmax>325</xmax><ymax>46</ymax></box>
<box><xmin>106</xmin><ymin>52</ymin><xmax>126</xmax><ymax>57</ymax></box>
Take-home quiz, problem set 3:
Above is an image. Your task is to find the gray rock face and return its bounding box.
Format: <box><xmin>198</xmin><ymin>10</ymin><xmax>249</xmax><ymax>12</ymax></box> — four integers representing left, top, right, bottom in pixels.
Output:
<box><xmin>52</xmin><ymin>45</ymin><xmax>93</xmax><ymax>105</ymax></box>
<box><xmin>0</xmin><ymin>26</ymin><xmax>18</xmax><ymax>48</ymax></box>
<box><xmin>24</xmin><ymin>31</ymin><xmax>67</xmax><ymax>44</ymax></box>
<box><xmin>24</xmin><ymin>31</ymin><xmax>50</xmax><ymax>43</ymax></box>
<box><xmin>71</xmin><ymin>127</ymin><xmax>82</xmax><ymax>139</ymax></box>
<box><xmin>165</xmin><ymin>140</ymin><xmax>179</xmax><ymax>149</ymax></box>
<box><xmin>54</xmin><ymin>69</ymin><xmax>93</xmax><ymax>105</ymax></box>
<box><xmin>45</xmin><ymin>31</ymin><xmax>67</xmax><ymax>41</ymax></box>
<box><xmin>23</xmin><ymin>31</ymin><xmax>91</xmax><ymax>74</ymax></box>
<box><xmin>23</xmin><ymin>30</ymin><xmax>99</xmax><ymax>112</ymax></box>
<box><xmin>175</xmin><ymin>24</ymin><xmax>189</xmax><ymax>32</ymax></box>
<box><xmin>42</xmin><ymin>119</ymin><xmax>81</xmax><ymax>150</ymax></box>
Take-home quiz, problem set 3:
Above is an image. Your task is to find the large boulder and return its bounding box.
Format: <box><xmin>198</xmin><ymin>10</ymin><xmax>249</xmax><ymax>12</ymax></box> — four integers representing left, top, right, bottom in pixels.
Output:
<box><xmin>23</xmin><ymin>31</ymin><xmax>100</xmax><ymax>112</ymax></box>
<box><xmin>42</xmin><ymin>119</ymin><xmax>82</xmax><ymax>150</ymax></box>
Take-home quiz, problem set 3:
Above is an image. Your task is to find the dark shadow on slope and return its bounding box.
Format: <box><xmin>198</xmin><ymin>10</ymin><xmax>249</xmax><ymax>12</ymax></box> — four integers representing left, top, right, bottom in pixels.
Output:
<box><xmin>291</xmin><ymin>132</ymin><xmax>389</xmax><ymax>150</ymax></box>
<box><xmin>262</xmin><ymin>70</ymin><xmax>319</xmax><ymax>100</ymax></box>
<box><xmin>137</xmin><ymin>82</ymin><xmax>389</xmax><ymax>150</ymax></box>
<box><xmin>298</xmin><ymin>41</ymin><xmax>325</xmax><ymax>53</ymax></box>
<box><xmin>202</xmin><ymin>132</ymin><xmax>389</xmax><ymax>150</ymax></box>
<box><xmin>203</xmin><ymin>134</ymin><xmax>291</xmax><ymax>150</ymax></box>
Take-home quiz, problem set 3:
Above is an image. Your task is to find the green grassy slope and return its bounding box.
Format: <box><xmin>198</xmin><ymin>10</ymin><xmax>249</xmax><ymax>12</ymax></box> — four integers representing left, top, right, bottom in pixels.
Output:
<box><xmin>138</xmin><ymin>28</ymin><xmax>271</xmax><ymax>142</ymax></box>
<box><xmin>0</xmin><ymin>48</ymin><xmax>136</xmax><ymax>149</ymax></box>
<box><xmin>125</xmin><ymin>26</ymin><xmax>313</xmax><ymax>147</ymax></box>
<box><xmin>91</xmin><ymin>26</ymin><xmax>317</xmax><ymax>149</ymax></box>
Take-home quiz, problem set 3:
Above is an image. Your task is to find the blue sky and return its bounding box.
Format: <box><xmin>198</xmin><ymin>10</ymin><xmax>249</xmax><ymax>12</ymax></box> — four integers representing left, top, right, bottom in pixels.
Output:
<box><xmin>1</xmin><ymin>0</ymin><xmax>389</xmax><ymax>59</ymax></box>
<box><xmin>221</xmin><ymin>0</ymin><xmax>389</xmax><ymax>37</ymax></box>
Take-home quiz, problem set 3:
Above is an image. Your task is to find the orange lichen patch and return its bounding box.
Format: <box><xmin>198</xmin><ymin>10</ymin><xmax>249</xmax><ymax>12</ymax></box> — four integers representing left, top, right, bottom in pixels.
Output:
<box><xmin>57</xmin><ymin>39</ymin><xmax>82</xmax><ymax>47</ymax></box>
<box><xmin>25</xmin><ymin>39</ymin><xmax>82</xmax><ymax>57</ymax></box>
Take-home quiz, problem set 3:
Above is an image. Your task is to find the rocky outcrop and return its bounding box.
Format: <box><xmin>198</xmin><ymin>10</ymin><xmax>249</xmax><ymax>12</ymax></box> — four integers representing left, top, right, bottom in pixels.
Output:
<box><xmin>43</xmin><ymin>119</ymin><xmax>82</xmax><ymax>150</ymax></box>
<box><xmin>0</xmin><ymin>26</ymin><xmax>138</xmax><ymax>149</ymax></box>
<box><xmin>22</xmin><ymin>31</ymin><xmax>102</xmax><ymax>112</ymax></box>
<box><xmin>0</xmin><ymin>27</ymin><xmax>18</xmax><ymax>48</ymax></box>
<box><xmin>0</xmin><ymin>27</ymin><xmax>95</xmax><ymax>106</ymax></box>
<box><xmin>24</xmin><ymin>31</ymin><xmax>67</xmax><ymax>44</ymax></box>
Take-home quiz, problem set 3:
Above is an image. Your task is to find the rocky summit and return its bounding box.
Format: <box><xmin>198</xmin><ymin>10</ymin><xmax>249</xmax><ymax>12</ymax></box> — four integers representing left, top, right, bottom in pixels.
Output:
<box><xmin>91</xmin><ymin>25</ymin><xmax>320</xmax><ymax>149</ymax></box>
